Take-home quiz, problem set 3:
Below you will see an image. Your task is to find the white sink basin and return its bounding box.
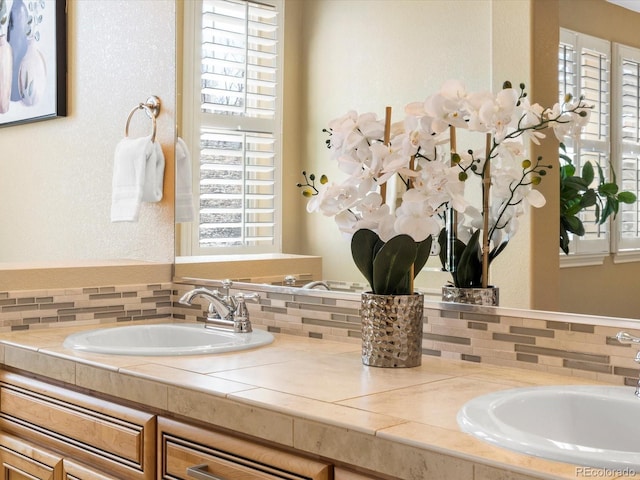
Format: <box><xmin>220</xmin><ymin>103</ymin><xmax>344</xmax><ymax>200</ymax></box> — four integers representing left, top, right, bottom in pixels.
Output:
<box><xmin>63</xmin><ymin>323</ymin><xmax>274</xmax><ymax>356</ymax></box>
<box><xmin>458</xmin><ymin>385</ymin><xmax>640</xmax><ymax>469</ymax></box>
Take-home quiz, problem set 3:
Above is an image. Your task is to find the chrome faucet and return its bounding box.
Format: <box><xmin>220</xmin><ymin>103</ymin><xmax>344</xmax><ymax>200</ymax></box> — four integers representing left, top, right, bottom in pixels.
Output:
<box><xmin>301</xmin><ymin>280</ymin><xmax>331</xmax><ymax>290</ymax></box>
<box><xmin>615</xmin><ymin>331</ymin><xmax>640</xmax><ymax>398</ymax></box>
<box><xmin>179</xmin><ymin>282</ymin><xmax>260</xmax><ymax>333</ymax></box>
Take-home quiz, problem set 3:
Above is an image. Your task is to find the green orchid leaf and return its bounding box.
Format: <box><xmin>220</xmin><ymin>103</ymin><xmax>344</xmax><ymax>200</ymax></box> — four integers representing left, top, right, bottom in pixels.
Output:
<box><xmin>455</xmin><ymin>229</ymin><xmax>482</xmax><ymax>288</ymax></box>
<box><xmin>351</xmin><ymin>229</ymin><xmax>380</xmax><ymax>290</ymax></box>
<box><xmin>413</xmin><ymin>235</ymin><xmax>432</xmax><ymax>278</ymax></box>
<box><xmin>372</xmin><ymin>235</ymin><xmax>417</xmax><ymax>295</ymax></box>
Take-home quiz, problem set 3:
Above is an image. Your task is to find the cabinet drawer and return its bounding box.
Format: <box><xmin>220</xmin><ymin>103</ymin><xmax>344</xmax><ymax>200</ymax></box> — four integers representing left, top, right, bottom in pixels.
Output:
<box><xmin>0</xmin><ymin>372</ymin><xmax>155</xmax><ymax>480</ymax></box>
<box><xmin>159</xmin><ymin>417</ymin><xmax>330</xmax><ymax>480</ymax></box>
<box><xmin>0</xmin><ymin>432</ymin><xmax>63</xmax><ymax>480</ymax></box>
<box><xmin>63</xmin><ymin>459</ymin><xmax>120</xmax><ymax>480</ymax></box>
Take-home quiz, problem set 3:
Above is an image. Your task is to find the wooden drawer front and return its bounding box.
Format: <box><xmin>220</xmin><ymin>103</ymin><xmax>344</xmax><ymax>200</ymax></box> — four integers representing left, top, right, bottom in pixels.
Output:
<box><xmin>0</xmin><ymin>433</ymin><xmax>63</xmax><ymax>480</ymax></box>
<box><xmin>159</xmin><ymin>417</ymin><xmax>330</xmax><ymax>480</ymax></box>
<box><xmin>63</xmin><ymin>459</ymin><xmax>120</xmax><ymax>480</ymax></box>
<box><xmin>0</xmin><ymin>373</ymin><xmax>155</xmax><ymax>480</ymax></box>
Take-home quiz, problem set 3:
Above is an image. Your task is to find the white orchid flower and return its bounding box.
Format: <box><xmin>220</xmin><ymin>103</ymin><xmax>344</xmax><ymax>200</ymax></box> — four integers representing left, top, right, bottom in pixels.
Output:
<box><xmin>394</xmin><ymin>200</ymin><xmax>441</xmax><ymax>242</ymax></box>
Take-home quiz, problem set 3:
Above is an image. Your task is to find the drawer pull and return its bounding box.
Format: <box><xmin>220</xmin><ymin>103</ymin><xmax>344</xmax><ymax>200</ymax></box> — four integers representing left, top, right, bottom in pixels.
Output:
<box><xmin>186</xmin><ymin>464</ymin><xmax>227</xmax><ymax>480</ymax></box>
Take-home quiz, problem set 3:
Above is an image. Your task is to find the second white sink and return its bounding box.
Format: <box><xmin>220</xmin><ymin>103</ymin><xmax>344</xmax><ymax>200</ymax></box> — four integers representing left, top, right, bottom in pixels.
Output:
<box><xmin>63</xmin><ymin>323</ymin><xmax>274</xmax><ymax>356</ymax></box>
<box><xmin>458</xmin><ymin>385</ymin><xmax>640</xmax><ymax>469</ymax></box>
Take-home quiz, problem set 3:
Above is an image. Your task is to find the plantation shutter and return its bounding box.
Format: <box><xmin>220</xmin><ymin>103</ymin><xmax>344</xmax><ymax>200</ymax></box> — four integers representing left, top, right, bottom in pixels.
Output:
<box><xmin>182</xmin><ymin>0</ymin><xmax>282</xmax><ymax>254</ymax></box>
<box><xmin>559</xmin><ymin>29</ymin><xmax>611</xmax><ymax>256</ymax></box>
<box><xmin>614</xmin><ymin>43</ymin><xmax>640</xmax><ymax>252</ymax></box>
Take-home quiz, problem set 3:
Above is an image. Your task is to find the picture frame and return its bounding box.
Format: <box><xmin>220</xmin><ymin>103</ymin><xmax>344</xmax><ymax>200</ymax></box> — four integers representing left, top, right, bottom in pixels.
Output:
<box><xmin>0</xmin><ymin>0</ymin><xmax>67</xmax><ymax>127</ymax></box>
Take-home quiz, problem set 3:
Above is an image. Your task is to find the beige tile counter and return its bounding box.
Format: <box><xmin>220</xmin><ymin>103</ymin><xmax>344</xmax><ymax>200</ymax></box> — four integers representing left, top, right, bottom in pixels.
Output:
<box><xmin>0</xmin><ymin>321</ymin><xmax>636</xmax><ymax>480</ymax></box>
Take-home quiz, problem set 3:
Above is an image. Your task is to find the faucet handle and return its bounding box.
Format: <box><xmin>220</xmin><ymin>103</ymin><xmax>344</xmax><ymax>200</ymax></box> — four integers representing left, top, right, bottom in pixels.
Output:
<box><xmin>231</xmin><ymin>293</ymin><xmax>260</xmax><ymax>333</ymax></box>
<box><xmin>616</xmin><ymin>331</ymin><xmax>640</xmax><ymax>344</ymax></box>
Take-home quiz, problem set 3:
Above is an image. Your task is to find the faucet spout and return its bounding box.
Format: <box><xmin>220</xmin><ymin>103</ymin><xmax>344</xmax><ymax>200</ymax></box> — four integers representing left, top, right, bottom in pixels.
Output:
<box><xmin>179</xmin><ymin>288</ymin><xmax>231</xmax><ymax>320</ymax></box>
<box><xmin>301</xmin><ymin>280</ymin><xmax>331</xmax><ymax>290</ymax></box>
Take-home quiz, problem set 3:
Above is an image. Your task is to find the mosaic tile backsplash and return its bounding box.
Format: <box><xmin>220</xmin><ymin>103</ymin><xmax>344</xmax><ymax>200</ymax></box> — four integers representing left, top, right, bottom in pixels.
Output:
<box><xmin>1</xmin><ymin>280</ymin><xmax>639</xmax><ymax>388</ymax></box>
<box><xmin>0</xmin><ymin>284</ymin><xmax>174</xmax><ymax>331</ymax></box>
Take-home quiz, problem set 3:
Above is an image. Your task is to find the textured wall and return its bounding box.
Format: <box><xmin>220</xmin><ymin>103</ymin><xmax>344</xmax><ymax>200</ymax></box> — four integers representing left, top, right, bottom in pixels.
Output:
<box><xmin>0</xmin><ymin>0</ymin><xmax>175</xmax><ymax>264</ymax></box>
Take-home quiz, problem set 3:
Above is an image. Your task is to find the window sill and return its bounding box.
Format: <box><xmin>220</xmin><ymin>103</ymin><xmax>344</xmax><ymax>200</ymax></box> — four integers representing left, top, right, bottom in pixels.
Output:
<box><xmin>559</xmin><ymin>253</ymin><xmax>607</xmax><ymax>268</ymax></box>
<box><xmin>613</xmin><ymin>251</ymin><xmax>640</xmax><ymax>264</ymax></box>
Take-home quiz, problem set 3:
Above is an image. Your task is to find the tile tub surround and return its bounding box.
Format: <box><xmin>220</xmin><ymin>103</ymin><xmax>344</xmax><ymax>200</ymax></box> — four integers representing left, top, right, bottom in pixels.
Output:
<box><xmin>0</xmin><ymin>323</ymin><xmax>638</xmax><ymax>480</ymax></box>
<box><xmin>174</xmin><ymin>281</ymin><xmax>640</xmax><ymax>388</ymax></box>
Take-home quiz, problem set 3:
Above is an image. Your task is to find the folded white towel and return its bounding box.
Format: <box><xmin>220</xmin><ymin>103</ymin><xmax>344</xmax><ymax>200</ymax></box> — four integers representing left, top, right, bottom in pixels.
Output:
<box><xmin>142</xmin><ymin>141</ymin><xmax>165</xmax><ymax>203</ymax></box>
<box><xmin>175</xmin><ymin>137</ymin><xmax>195</xmax><ymax>223</ymax></box>
<box><xmin>111</xmin><ymin>136</ymin><xmax>165</xmax><ymax>222</ymax></box>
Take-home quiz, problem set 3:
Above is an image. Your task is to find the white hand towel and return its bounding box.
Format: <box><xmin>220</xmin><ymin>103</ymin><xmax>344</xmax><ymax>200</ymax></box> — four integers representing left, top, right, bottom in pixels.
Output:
<box><xmin>175</xmin><ymin>137</ymin><xmax>195</xmax><ymax>223</ymax></box>
<box><xmin>111</xmin><ymin>136</ymin><xmax>165</xmax><ymax>222</ymax></box>
<box><xmin>142</xmin><ymin>140</ymin><xmax>165</xmax><ymax>203</ymax></box>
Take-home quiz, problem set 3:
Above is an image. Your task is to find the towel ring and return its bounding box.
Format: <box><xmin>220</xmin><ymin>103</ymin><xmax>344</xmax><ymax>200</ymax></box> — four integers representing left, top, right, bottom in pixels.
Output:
<box><xmin>125</xmin><ymin>95</ymin><xmax>161</xmax><ymax>142</ymax></box>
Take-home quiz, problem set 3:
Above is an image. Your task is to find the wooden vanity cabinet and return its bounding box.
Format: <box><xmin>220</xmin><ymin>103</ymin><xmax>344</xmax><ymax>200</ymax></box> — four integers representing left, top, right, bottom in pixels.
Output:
<box><xmin>0</xmin><ymin>432</ymin><xmax>63</xmax><ymax>480</ymax></box>
<box><xmin>0</xmin><ymin>370</ymin><xmax>384</xmax><ymax>480</ymax></box>
<box><xmin>0</xmin><ymin>372</ymin><xmax>155</xmax><ymax>480</ymax></box>
<box><xmin>158</xmin><ymin>417</ymin><xmax>331</xmax><ymax>480</ymax></box>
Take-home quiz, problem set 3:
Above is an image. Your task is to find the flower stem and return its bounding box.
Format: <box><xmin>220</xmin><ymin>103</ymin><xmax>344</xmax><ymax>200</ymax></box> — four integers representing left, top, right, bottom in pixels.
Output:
<box><xmin>482</xmin><ymin>133</ymin><xmax>491</xmax><ymax>288</ymax></box>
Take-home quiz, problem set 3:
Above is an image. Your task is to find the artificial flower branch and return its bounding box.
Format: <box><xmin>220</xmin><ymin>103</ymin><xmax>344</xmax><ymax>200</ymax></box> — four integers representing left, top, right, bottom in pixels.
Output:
<box><xmin>299</xmin><ymin>80</ymin><xmax>592</xmax><ymax>294</ymax></box>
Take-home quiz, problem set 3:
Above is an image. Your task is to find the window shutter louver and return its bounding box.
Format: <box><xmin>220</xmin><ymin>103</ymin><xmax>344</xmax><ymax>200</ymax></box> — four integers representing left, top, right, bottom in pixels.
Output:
<box><xmin>181</xmin><ymin>0</ymin><xmax>282</xmax><ymax>254</ymax></box>
<box><xmin>614</xmin><ymin>44</ymin><xmax>640</xmax><ymax>252</ymax></box>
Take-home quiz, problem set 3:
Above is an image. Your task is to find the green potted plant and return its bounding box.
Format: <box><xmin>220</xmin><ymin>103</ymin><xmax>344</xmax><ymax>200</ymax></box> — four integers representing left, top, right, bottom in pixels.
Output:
<box><xmin>559</xmin><ymin>146</ymin><xmax>636</xmax><ymax>254</ymax></box>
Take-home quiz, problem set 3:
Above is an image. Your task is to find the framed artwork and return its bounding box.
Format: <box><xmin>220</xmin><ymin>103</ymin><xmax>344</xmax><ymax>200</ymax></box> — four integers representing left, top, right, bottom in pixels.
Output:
<box><xmin>0</xmin><ymin>0</ymin><xmax>67</xmax><ymax>127</ymax></box>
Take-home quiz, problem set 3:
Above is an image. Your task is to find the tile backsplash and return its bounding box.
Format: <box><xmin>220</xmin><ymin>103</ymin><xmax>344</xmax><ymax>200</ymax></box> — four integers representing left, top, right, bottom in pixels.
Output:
<box><xmin>1</xmin><ymin>279</ymin><xmax>639</xmax><ymax>388</ymax></box>
<box><xmin>0</xmin><ymin>284</ymin><xmax>173</xmax><ymax>331</ymax></box>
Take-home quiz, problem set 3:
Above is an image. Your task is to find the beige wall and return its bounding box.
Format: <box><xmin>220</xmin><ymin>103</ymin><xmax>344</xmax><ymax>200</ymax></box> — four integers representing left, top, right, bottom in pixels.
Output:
<box><xmin>0</xmin><ymin>0</ymin><xmax>175</xmax><ymax>266</ymax></box>
<box><xmin>557</xmin><ymin>0</ymin><xmax>640</xmax><ymax>318</ymax></box>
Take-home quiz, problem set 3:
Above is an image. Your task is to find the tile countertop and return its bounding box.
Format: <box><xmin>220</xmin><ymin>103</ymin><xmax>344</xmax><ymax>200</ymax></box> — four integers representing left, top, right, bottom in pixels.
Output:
<box><xmin>0</xmin><ymin>321</ymin><xmax>636</xmax><ymax>480</ymax></box>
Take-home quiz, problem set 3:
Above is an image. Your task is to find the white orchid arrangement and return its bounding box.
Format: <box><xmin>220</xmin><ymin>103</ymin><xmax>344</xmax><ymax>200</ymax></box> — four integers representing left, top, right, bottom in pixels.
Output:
<box><xmin>299</xmin><ymin>80</ymin><xmax>591</xmax><ymax>294</ymax></box>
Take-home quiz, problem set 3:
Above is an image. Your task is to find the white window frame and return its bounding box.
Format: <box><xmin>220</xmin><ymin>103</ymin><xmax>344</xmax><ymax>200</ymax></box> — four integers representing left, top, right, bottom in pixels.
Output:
<box><xmin>612</xmin><ymin>43</ymin><xmax>640</xmax><ymax>261</ymax></box>
<box><xmin>179</xmin><ymin>0</ymin><xmax>284</xmax><ymax>257</ymax></box>
<box><xmin>559</xmin><ymin>29</ymin><xmax>611</xmax><ymax>263</ymax></box>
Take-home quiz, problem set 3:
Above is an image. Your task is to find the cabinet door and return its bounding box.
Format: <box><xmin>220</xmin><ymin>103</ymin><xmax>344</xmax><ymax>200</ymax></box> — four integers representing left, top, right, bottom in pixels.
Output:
<box><xmin>63</xmin><ymin>460</ymin><xmax>119</xmax><ymax>480</ymax></box>
<box><xmin>0</xmin><ymin>372</ymin><xmax>155</xmax><ymax>480</ymax></box>
<box><xmin>159</xmin><ymin>417</ymin><xmax>330</xmax><ymax>480</ymax></box>
<box><xmin>0</xmin><ymin>433</ymin><xmax>62</xmax><ymax>480</ymax></box>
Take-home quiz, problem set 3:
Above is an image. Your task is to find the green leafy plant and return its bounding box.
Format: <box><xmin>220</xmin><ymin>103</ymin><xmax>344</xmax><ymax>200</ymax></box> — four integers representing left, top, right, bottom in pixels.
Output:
<box><xmin>351</xmin><ymin>229</ymin><xmax>432</xmax><ymax>295</ymax></box>
<box><xmin>437</xmin><ymin>228</ymin><xmax>507</xmax><ymax>289</ymax></box>
<box><xmin>559</xmin><ymin>145</ymin><xmax>636</xmax><ymax>254</ymax></box>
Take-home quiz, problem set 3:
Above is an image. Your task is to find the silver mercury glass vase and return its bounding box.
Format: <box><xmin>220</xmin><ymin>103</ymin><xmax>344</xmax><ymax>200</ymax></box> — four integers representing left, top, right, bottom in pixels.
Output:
<box><xmin>441</xmin><ymin>286</ymin><xmax>499</xmax><ymax>306</ymax></box>
<box><xmin>360</xmin><ymin>292</ymin><xmax>424</xmax><ymax>368</ymax></box>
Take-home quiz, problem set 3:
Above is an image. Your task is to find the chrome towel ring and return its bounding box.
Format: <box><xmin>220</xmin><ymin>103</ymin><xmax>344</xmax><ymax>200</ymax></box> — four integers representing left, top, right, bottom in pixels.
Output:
<box><xmin>125</xmin><ymin>95</ymin><xmax>161</xmax><ymax>142</ymax></box>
